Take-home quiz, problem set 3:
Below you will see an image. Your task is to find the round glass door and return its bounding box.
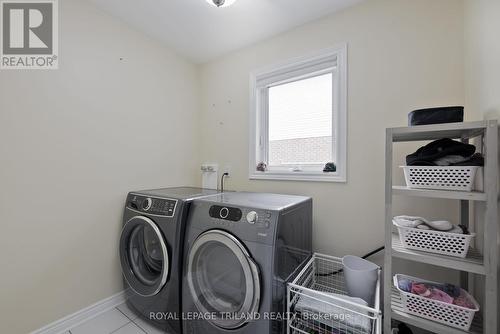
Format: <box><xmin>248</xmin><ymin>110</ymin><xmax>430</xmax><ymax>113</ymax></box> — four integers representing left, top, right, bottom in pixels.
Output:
<box><xmin>187</xmin><ymin>230</ymin><xmax>260</xmax><ymax>329</ymax></box>
<box><xmin>119</xmin><ymin>216</ymin><xmax>169</xmax><ymax>297</ymax></box>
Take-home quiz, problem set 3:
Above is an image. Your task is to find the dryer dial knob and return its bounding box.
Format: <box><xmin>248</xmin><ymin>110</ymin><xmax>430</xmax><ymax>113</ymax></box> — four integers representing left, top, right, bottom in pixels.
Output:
<box><xmin>246</xmin><ymin>211</ymin><xmax>258</xmax><ymax>224</ymax></box>
<box><xmin>219</xmin><ymin>207</ymin><xmax>229</xmax><ymax>219</ymax></box>
<box><xmin>142</xmin><ymin>198</ymin><xmax>152</xmax><ymax>211</ymax></box>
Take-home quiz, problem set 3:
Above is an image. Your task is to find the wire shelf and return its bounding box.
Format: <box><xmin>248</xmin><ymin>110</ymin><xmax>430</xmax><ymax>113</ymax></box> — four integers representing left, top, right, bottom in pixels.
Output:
<box><xmin>287</xmin><ymin>253</ymin><xmax>381</xmax><ymax>334</ymax></box>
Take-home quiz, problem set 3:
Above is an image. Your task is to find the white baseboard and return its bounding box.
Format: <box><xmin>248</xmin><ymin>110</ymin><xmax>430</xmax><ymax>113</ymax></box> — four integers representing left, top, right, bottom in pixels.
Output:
<box><xmin>31</xmin><ymin>290</ymin><xmax>127</xmax><ymax>334</ymax></box>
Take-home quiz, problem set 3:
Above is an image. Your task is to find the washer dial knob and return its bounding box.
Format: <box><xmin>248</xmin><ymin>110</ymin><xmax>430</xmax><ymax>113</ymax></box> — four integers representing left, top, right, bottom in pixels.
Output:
<box><xmin>246</xmin><ymin>211</ymin><xmax>258</xmax><ymax>224</ymax></box>
<box><xmin>142</xmin><ymin>198</ymin><xmax>152</xmax><ymax>211</ymax></box>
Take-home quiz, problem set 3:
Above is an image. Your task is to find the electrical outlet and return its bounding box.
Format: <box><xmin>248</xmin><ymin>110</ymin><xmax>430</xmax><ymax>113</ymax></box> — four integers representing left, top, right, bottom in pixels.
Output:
<box><xmin>223</xmin><ymin>165</ymin><xmax>232</xmax><ymax>177</ymax></box>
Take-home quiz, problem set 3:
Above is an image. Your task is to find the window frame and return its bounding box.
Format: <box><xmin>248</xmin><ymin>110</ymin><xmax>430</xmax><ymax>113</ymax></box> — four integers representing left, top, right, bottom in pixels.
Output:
<box><xmin>249</xmin><ymin>45</ymin><xmax>347</xmax><ymax>182</ymax></box>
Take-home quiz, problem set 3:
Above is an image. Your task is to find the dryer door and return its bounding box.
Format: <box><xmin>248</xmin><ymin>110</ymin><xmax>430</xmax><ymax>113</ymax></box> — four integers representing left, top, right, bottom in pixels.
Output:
<box><xmin>120</xmin><ymin>216</ymin><xmax>169</xmax><ymax>297</ymax></box>
<box><xmin>187</xmin><ymin>229</ymin><xmax>260</xmax><ymax>329</ymax></box>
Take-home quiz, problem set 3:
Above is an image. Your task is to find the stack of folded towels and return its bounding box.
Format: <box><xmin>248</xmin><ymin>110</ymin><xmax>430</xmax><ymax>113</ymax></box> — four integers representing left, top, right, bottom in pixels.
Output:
<box><xmin>393</xmin><ymin>215</ymin><xmax>470</xmax><ymax>234</ymax></box>
<box><xmin>397</xmin><ymin>277</ymin><xmax>476</xmax><ymax>309</ymax></box>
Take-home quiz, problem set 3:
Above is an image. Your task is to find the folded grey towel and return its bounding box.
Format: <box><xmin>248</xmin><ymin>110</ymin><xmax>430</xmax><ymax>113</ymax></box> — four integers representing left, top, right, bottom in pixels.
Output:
<box><xmin>295</xmin><ymin>290</ymin><xmax>371</xmax><ymax>333</ymax></box>
<box><xmin>434</xmin><ymin>154</ymin><xmax>471</xmax><ymax>166</ymax></box>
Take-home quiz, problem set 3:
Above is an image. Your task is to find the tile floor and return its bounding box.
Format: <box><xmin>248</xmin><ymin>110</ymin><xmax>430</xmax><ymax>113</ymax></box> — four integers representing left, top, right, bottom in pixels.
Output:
<box><xmin>66</xmin><ymin>303</ymin><xmax>169</xmax><ymax>334</ymax></box>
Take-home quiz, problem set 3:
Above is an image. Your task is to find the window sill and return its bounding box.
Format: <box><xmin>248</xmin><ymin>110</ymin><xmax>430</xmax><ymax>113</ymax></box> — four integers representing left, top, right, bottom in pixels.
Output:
<box><xmin>249</xmin><ymin>171</ymin><xmax>346</xmax><ymax>183</ymax></box>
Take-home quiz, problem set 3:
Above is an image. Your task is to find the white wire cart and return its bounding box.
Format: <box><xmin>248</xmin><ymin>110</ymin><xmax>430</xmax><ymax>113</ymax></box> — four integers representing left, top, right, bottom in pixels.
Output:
<box><xmin>287</xmin><ymin>253</ymin><xmax>382</xmax><ymax>334</ymax></box>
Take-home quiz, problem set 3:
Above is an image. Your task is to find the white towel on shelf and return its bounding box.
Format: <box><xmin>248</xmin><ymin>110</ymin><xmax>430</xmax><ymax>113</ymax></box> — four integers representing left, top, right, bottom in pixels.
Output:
<box><xmin>393</xmin><ymin>215</ymin><xmax>465</xmax><ymax>234</ymax></box>
<box><xmin>392</xmin><ymin>215</ymin><xmax>428</xmax><ymax>228</ymax></box>
<box><xmin>295</xmin><ymin>290</ymin><xmax>372</xmax><ymax>333</ymax></box>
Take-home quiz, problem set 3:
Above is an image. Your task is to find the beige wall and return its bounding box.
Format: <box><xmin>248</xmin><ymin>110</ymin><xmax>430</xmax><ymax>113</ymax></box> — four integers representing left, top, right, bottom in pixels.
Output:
<box><xmin>0</xmin><ymin>0</ymin><xmax>199</xmax><ymax>333</ymax></box>
<box><xmin>198</xmin><ymin>0</ymin><xmax>466</xmax><ymax>271</ymax></box>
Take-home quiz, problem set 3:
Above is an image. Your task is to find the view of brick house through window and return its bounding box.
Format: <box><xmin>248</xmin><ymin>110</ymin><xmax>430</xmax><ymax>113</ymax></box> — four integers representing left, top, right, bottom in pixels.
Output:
<box><xmin>268</xmin><ymin>73</ymin><xmax>333</xmax><ymax>166</ymax></box>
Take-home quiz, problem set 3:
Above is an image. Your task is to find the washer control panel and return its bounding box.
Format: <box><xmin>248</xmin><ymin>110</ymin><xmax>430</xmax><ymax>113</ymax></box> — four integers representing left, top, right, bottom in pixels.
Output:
<box><xmin>128</xmin><ymin>195</ymin><xmax>177</xmax><ymax>217</ymax></box>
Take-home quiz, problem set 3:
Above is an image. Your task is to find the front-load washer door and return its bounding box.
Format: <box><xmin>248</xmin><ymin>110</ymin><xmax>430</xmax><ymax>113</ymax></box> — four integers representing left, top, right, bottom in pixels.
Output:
<box><xmin>120</xmin><ymin>216</ymin><xmax>169</xmax><ymax>297</ymax></box>
<box><xmin>187</xmin><ymin>229</ymin><xmax>260</xmax><ymax>329</ymax></box>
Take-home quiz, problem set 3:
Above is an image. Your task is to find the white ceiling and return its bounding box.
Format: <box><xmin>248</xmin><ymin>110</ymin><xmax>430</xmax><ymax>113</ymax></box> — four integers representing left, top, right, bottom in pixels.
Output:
<box><xmin>87</xmin><ymin>0</ymin><xmax>364</xmax><ymax>63</ymax></box>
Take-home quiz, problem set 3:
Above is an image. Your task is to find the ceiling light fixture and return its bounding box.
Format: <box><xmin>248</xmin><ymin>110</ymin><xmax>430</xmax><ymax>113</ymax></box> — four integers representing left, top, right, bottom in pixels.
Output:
<box><xmin>206</xmin><ymin>0</ymin><xmax>237</xmax><ymax>8</ymax></box>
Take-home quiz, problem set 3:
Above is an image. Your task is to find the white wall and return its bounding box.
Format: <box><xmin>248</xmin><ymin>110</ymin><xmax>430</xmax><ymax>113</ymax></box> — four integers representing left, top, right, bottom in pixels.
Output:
<box><xmin>464</xmin><ymin>0</ymin><xmax>500</xmax><ymax>120</ymax></box>
<box><xmin>464</xmin><ymin>0</ymin><xmax>500</xmax><ymax>326</ymax></box>
<box><xmin>198</xmin><ymin>0</ymin><xmax>467</xmax><ymax>274</ymax></box>
<box><xmin>0</xmin><ymin>0</ymin><xmax>487</xmax><ymax>332</ymax></box>
<box><xmin>0</xmin><ymin>0</ymin><xmax>199</xmax><ymax>333</ymax></box>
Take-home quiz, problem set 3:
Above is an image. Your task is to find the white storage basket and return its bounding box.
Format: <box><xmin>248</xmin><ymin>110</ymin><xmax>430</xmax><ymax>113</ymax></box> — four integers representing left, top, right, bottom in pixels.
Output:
<box><xmin>287</xmin><ymin>253</ymin><xmax>381</xmax><ymax>334</ymax></box>
<box><xmin>393</xmin><ymin>274</ymin><xmax>479</xmax><ymax>331</ymax></box>
<box><xmin>394</xmin><ymin>223</ymin><xmax>475</xmax><ymax>258</ymax></box>
<box><xmin>401</xmin><ymin>166</ymin><xmax>481</xmax><ymax>191</ymax></box>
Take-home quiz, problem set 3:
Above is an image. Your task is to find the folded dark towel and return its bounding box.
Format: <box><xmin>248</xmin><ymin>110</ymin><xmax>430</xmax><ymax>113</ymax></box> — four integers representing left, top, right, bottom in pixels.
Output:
<box><xmin>406</xmin><ymin>138</ymin><xmax>476</xmax><ymax>166</ymax></box>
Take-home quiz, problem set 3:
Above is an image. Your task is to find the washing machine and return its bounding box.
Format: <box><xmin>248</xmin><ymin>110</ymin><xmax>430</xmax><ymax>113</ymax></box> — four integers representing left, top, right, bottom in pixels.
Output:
<box><xmin>119</xmin><ymin>187</ymin><xmax>219</xmax><ymax>334</ymax></box>
<box><xmin>182</xmin><ymin>192</ymin><xmax>312</xmax><ymax>334</ymax></box>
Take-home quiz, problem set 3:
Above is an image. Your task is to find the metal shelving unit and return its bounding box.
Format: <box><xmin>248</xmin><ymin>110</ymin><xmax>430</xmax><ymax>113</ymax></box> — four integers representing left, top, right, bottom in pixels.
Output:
<box><xmin>384</xmin><ymin>120</ymin><xmax>498</xmax><ymax>334</ymax></box>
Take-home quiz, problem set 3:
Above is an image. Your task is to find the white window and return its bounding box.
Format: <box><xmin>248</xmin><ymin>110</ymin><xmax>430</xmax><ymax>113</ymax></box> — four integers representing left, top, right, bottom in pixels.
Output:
<box><xmin>249</xmin><ymin>46</ymin><xmax>347</xmax><ymax>182</ymax></box>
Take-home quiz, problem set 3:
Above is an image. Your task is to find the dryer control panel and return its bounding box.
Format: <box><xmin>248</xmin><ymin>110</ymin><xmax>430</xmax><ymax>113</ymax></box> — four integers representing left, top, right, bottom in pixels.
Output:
<box><xmin>209</xmin><ymin>205</ymin><xmax>274</xmax><ymax>230</ymax></box>
<box><xmin>209</xmin><ymin>205</ymin><xmax>242</xmax><ymax>222</ymax></box>
<box><xmin>128</xmin><ymin>194</ymin><xmax>177</xmax><ymax>217</ymax></box>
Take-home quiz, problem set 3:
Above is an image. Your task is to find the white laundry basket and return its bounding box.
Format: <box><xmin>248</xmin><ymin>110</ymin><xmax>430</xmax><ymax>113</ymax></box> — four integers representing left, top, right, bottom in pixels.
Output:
<box><xmin>394</xmin><ymin>223</ymin><xmax>475</xmax><ymax>258</ymax></box>
<box><xmin>393</xmin><ymin>274</ymin><xmax>479</xmax><ymax>331</ymax></box>
<box><xmin>401</xmin><ymin>166</ymin><xmax>481</xmax><ymax>191</ymax></box>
